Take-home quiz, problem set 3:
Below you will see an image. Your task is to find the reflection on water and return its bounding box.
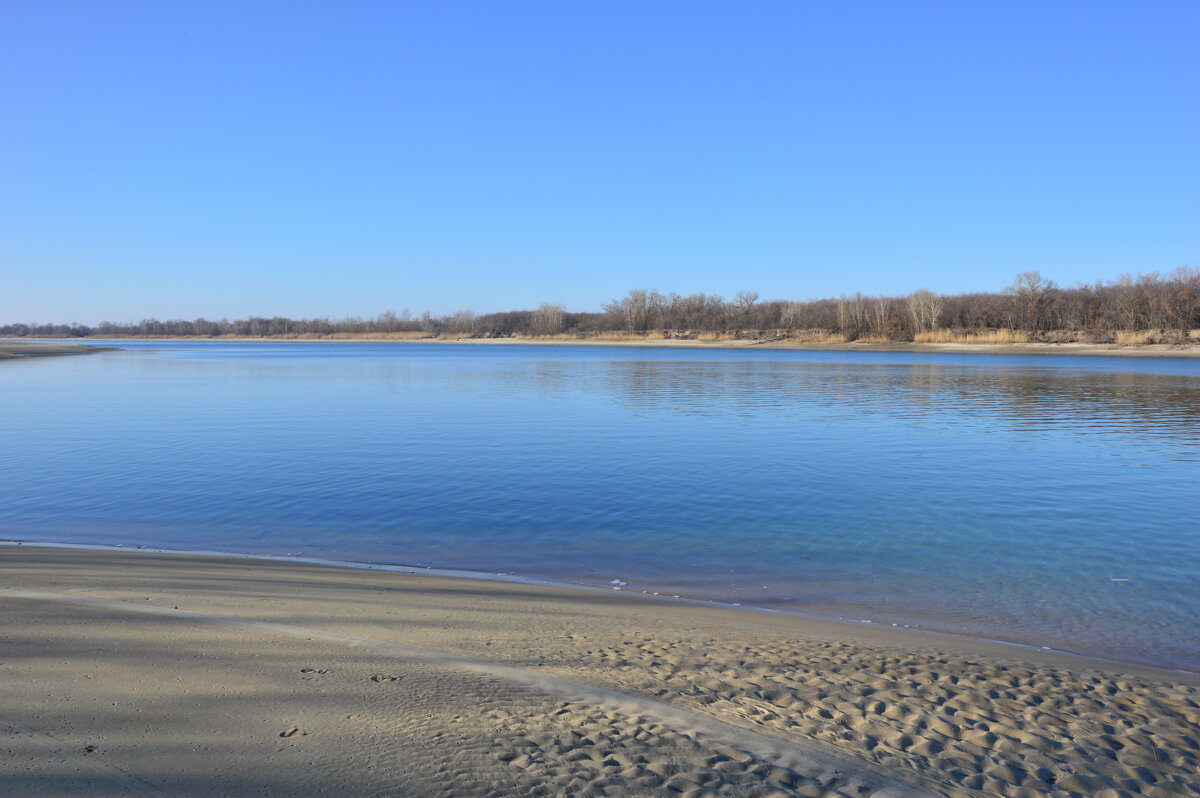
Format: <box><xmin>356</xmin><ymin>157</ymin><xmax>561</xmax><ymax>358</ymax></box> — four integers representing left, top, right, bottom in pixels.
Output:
<box><xmin>596</xmin><ymin>359</ymin><xmax>1200</xmax><ymax>439</ymax></box>
<box><xmin>2</xmin><ymin>342</ymin><xmax>1198</xmax><ymax>670</ymax></box>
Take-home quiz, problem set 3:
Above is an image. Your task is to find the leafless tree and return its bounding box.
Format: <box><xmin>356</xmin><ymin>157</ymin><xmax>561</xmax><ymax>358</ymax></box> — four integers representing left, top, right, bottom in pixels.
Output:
<box><xmin>1007</xmin><ymin>271</ymin><xmax>1056</xmax><ymax>330</ymax></box>
<box><xmin>870</xmin><ymin>297</ymin><xmax>892</xmax><ymax>337</ymax></box>
<box><xmin>12</xmin><ymin>268</ymin><xmax>1198</xmax><ymax>342</ymax></box>
<box><xmin>531</xmin><ymin>303</ymin><xmax>566</xmax><ymax>336</ymax></box>
<box><xmin>448</xmin><ymin>310</ymin><xmax>476</xmax><ymax>335</ymax></box>
<box><xmin>906</xmin><ymin>289</ymin><xmax>943</xmax><ymax>333</ymax></box>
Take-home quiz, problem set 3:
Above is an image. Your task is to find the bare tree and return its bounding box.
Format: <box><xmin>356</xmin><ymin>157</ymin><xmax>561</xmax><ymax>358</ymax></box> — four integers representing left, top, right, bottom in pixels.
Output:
<box><xmin>1007</xmin><ymin>271</ymin><xmax>1056</xmax><ymax>331</ymax></box>
<box><xmin>734</xmin><ymin>290</ymin><xmax>759</xmax><ymax>328</ymax></box>
<box><xmin>375</xmin><ymin>309</ymin><xmax>400</xmax><ymax>332</ymax></box>
<box><xmin>1167</xmin><ymin>265</ymin><xmax>1200</xmax><ymax>329</ymax></box>
<box><xmin>11</xmin><ymin>268</ymin><xmax>1198</xmax><ymax>342</ymax></box>
<box><xmin>604</xmin><ymin>290</ymin><xmax>653</xmax><ymax>331</ymax></box>
<box><xmin>870</xmin><ymin>297</ymin><xmax>893</xmax><ymax>337</ymax></box>
<box><xmin>906</xmin><ymin>289</ymin><xmax>943</xmax><ymax>333</ymax></box>
<box><xmin>531</xmin><ymin>303</ymin><xmax>566</xmax><ymax>336</ymax></box>
<box><xmin>448</xmin><ymin>310</ymin><xmax>477</xmax><ymax>335</ymax></box>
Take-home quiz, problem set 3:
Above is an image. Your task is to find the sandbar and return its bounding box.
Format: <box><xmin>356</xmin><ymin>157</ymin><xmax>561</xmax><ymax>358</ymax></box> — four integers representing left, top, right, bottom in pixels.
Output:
<box><xmin>0</xmin><ymin>341</ymin><xmax>117</xmax><ymax>359</ymax></box>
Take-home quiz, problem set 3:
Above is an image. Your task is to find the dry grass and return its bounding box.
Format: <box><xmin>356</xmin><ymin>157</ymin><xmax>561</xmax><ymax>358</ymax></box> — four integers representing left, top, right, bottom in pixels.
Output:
<box><xmin>585</xmin><ymin>330</ymin><xmax>669</xmax><ymax>341</ymax></box>
<box><xmin>782</xmin><ymin>330</ymin><xmax>849</xmax><ymax>343</ymax></box>
<box><xmin>914</xmin><ymin>329</ymin><xmax>1031</xmax><ymax>344</ymax></box>
<box><xmin>1115</xmin><ymin>330</ymin><xmax>1163</xmax><ymax>345</ymax></box>
<box><xmin>320</xmin><ymin>331</ymin><xmax>429</xmax><ymax>340</ymax></box>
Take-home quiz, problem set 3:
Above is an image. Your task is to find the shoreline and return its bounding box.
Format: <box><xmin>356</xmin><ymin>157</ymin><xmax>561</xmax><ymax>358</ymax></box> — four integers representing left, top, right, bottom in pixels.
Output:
<box><xmin>19</xmin><ymin>334</ymin><xmax>1200</xmax><ymax>358</ymax></box>
<box><xmin>3</xmin><ymin>544</ymin><xmax>1198</xmax><ymax>796</ymax></box>
<box><xmin>405</xmin><ymin>335</ymin><xmax>1200</xmax><ymax>358</ymax></box>
<box><xmin>8</xmin><ymin>539</ymin><xmax>1193</xmax><ymax>681</ymax></box>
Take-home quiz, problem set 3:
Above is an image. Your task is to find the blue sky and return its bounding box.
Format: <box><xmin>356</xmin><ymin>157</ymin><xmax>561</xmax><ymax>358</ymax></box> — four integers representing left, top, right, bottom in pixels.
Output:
<box><xmin>2</xmin><ymin>1</ymin><xmax>1196</xmax><ymax>323</ymax></box>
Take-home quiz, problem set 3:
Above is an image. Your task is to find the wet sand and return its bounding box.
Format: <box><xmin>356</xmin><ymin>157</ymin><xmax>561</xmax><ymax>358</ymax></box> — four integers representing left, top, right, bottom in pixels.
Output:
<box><xmin>1</xmin><ymin>546</ymin><xmax>1196</xmax><ymax>796</ymax></box>
<box><xmin>0</xmin><ymin>341</ymin><xmax>116</xmax><ymax>359</ymax></box>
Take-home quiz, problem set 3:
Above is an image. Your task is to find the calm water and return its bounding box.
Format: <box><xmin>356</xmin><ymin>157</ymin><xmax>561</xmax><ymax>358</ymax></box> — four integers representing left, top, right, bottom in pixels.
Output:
<box><xmin>3</xmin><ymin>342</ymin><xmax>1198</xmax><ymax>670</ymax></box>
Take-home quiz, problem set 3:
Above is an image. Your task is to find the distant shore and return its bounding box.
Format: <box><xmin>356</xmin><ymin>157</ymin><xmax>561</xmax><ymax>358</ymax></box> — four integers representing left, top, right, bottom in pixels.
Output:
<box><xmin>34</xmin><ymin>333</ymin><xmax>1200</xmax><ymax>358</ymax></box>
<box><xmin>405</xmin><ymin>335</ymin><xmax>1200</xmax><ymax>358</ymax></box>
<box><xmin>2</xmin><ymin>544</ymin><xmax>1197</xmax><ymax>796</ymax></box>
<box><xmin>0</xmin><ymin>341</ymin><xmax>117</xmax><ymax>359</ymax></box>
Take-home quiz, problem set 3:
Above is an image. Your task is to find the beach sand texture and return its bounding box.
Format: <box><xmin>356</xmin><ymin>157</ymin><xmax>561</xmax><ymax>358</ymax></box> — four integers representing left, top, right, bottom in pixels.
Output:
<box><xmin>1</xmin><ymin>547</ymin><xmax>1197</xmax><ymax>797</ymax></box>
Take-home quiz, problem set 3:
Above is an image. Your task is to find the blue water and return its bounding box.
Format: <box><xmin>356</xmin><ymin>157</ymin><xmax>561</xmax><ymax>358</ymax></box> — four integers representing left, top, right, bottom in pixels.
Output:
<box><xmin>3</xmin><ymin>341</ymin><xmax>1198</xmax><ymax>670</ymax></box>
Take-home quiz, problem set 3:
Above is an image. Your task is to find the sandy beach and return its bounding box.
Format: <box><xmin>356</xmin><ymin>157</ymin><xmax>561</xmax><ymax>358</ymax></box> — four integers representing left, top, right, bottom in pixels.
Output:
<box><xmin>2</xmin><ymin>546</ymin><xmax>1196</xmax><ymax>797</ymax></box>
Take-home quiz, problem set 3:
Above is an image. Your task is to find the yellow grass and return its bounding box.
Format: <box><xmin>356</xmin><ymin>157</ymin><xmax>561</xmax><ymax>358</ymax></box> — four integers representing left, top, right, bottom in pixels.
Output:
<box><xmin>586</xmin><ymin>330</ymin><xmax>669</xmax><ymax>341</ymax></box>
<box><xmin>783</xmin><ymin>330</ymin><xmax>849</xmax><ymax>343</ymax></box>
<box><xmin>913</xmin><ymin>329</ymin><xmax>1031</xmax><ymax>344</ymax></box>
<box><xmin>1115</xmin><ymin>330</ymin><xmax>1163</xmax><ymax>345</ymax></box>
<box><xmin>320</xmin><ymin>331</ymin><xmax>429</xmax><ymax>340</ymax></box>
<box><xmin>74</xmin><ymin>327</ymin><xmax>1196</xmax><ymax>347</ymax></box>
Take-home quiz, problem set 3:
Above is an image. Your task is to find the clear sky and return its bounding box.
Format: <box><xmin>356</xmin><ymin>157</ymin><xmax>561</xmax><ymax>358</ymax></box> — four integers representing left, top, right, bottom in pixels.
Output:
<box><xmin>2</xmin><ymin>1</ymin><xmax>1196</xmax><ymax>323</ymax></box>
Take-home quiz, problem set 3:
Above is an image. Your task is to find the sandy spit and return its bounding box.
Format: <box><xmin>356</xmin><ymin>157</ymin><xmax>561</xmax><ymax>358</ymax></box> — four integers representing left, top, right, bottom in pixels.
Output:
<box><xmin>0</xmin><ymin>341</ymin><xmax>117</xmax><ymax>359</ymax></box>
<box><xmin>1</xmin><ymin>547</ymin><xmax>1197</xmax><ymax>797</ymax></box>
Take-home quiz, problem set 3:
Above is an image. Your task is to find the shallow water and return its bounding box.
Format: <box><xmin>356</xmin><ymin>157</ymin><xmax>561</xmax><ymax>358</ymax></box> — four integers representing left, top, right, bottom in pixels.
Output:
<box><xmin>3</xmin><ymin>342</ymin><xmax>1198</xmax><ymax>670</ymax></box>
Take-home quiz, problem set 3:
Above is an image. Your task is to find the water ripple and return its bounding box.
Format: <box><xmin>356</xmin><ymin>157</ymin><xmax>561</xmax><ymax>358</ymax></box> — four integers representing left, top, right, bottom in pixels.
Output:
<box><xmin>2</xmin><ymin>342</ymin><xmax>1197</xmax><ymax>669</ymax></box>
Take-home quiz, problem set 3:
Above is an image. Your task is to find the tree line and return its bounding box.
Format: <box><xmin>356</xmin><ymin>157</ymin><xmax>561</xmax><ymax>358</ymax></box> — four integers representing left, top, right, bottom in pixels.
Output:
<box><xmin>4</xmin><ymin>268</ymin><xmax>1198</xmax><ymax>342</ymax></box>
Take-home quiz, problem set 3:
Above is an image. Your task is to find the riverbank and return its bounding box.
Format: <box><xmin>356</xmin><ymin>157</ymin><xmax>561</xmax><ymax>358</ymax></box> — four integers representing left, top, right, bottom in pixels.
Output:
<box><xmin>3</xmin><ymin>545</ymin><xmax>1197</xmax><ymax>797</ymax></box>
<box><xmin>0</xmin><ymin>341</ymin><xmax>117</xmax><ymax>359</ymax></box>
<box><xmin>35</xmin><ymin>333</ymin><xmax>1200</xmax><ymax>357</ymax></box>
<box><xmin>407</xmin><ymin>335</ymin><xmax>1200</xmax><ymax>358</ymax></box>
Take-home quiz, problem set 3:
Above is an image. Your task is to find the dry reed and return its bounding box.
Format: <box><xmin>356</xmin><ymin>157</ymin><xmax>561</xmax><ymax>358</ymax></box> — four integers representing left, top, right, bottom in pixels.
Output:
<box><xmin>783</xmin><ymin>330</ymin><xmax>849</xmax><ymax>343</ymax></box>
<box><xmin>913</xmin><ymin>329</ymin><xmax>1031</xmax><ymax>344</ymax></box>
<box><xmin>1115</xmin><ymin>330</ymin><xmax>1163</xmax><ymax>345</ymax></box>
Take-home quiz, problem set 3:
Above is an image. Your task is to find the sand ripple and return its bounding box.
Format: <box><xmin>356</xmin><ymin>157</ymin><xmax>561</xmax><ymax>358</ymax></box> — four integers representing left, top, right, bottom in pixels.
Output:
<box><xmin>535</xmin><ymin>632</ymin><xmax>1200</xmax><ymax>796</ymax></box>
<box><xmin>3</xmin><ymin>549</ymin><xmax>1198</xmax><ymax>797</ymax></box>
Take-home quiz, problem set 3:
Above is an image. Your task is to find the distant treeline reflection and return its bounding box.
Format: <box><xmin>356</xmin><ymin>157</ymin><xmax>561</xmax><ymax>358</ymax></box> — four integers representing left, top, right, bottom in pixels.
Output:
<box><xmin>6</xmin><ymin>269</ymin><xmax>1198</xmax><ymax>343</ymax></box>
<box><xmin>587</xmin><ymin>360</ymin><xmax>1200</xmax><ymax>443</ymax></box>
